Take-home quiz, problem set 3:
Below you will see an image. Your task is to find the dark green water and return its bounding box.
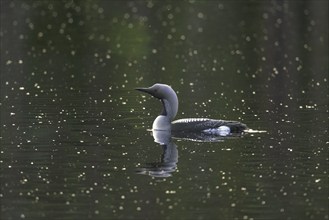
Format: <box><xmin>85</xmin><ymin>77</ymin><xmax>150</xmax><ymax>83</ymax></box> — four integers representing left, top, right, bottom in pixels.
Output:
<box><xmin>1</xmin><ymin>1</ymin><xmax>328</xmax><ymax>220</ymax></box>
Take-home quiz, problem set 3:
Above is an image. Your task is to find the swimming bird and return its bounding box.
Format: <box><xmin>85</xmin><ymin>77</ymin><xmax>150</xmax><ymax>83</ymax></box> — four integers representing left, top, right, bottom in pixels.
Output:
<box><xmin>136</xmin><ymin>83</ymin><xmax>248</xmax><ymax>136</ymax></box>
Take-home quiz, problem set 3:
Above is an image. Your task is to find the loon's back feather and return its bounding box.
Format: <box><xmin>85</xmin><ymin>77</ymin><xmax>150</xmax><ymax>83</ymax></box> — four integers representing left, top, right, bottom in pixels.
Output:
<box><xmin>172</xmin><ymin>118</ymin><xmax>247</xmax><ymax>133</ymax></box>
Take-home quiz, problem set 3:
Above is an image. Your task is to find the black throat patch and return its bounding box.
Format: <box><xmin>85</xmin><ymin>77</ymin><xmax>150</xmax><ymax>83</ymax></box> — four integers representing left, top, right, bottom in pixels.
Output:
<box><xmin>160</xmin><ymin>99</ymin><xmax>167</xmax><ymax>116</ymax></box>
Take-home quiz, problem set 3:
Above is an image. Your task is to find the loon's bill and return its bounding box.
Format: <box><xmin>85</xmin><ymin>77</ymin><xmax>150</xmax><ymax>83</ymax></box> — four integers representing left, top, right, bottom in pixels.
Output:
<box><xmin>136</xmin><ymin>83</ymin><xmax>248</xmax><ymax>136</ymax></box>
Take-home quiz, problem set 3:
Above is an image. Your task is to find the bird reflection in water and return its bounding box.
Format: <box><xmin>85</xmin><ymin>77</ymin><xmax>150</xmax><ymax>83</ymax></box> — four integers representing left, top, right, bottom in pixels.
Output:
<box><xmin>136</xmin><ymin>130</ymin><xmax>178</xmax><ymax>178</ymax></box>
<box><xmin>136</xmin><ymin>130</ymin><xmax>246</xmax><ymax>178</ymax></box>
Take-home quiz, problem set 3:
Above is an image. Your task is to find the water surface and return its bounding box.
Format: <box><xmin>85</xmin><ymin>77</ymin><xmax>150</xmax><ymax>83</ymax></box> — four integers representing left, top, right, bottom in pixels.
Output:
<box><xmin>1</xmin><ymin>1</ymin><xmax>328</xmax><ymax>220</ymax></box>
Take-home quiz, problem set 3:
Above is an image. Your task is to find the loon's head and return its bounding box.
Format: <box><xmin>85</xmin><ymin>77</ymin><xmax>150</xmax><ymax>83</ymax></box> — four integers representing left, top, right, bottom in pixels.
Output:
<box><xmin>136</xmin><ymin>83</ymin><xmax>178</xmax><ymax>120</ymax></box>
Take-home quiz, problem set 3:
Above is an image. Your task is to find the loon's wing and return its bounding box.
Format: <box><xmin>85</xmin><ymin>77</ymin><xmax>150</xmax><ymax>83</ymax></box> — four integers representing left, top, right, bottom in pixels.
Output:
<box><xmin>171</xmin><ymin>118</ymin><xmax>247</xmax><ymax>133</ymax></box>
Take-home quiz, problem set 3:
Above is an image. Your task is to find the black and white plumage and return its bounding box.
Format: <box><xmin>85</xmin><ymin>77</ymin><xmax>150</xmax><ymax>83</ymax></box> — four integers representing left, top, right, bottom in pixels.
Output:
<box><xmin>136</xmin><ymin>83</ymin><xmax>248</xmax><ymax>136</ymax></box>
<box><xmin>172</xmin><ymin>118</ymin><xmax>247</xmax><ymax>133</ymax></box>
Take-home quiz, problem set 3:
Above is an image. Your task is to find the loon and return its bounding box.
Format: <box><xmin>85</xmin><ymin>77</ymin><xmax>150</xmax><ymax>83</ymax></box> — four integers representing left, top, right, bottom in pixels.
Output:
<box><xmin>136</xmin><ymin>83</ymin><xmax>248</xmax><ymax>136</ymax></box>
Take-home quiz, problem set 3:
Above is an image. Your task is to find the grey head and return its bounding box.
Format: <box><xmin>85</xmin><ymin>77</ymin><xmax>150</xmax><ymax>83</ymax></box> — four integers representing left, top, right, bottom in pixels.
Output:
<box><xmin>136</xmin><ymin>83</ymin><xmax>178</xmax><ymax>121</ymax></box>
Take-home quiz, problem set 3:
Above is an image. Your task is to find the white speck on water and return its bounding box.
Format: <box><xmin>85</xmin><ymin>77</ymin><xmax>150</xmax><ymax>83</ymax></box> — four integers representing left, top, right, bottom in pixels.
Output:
<box><xmin>197</xmin><ymin>12</ymin><xmax>204</xmax><ymax>19</ymax></box>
